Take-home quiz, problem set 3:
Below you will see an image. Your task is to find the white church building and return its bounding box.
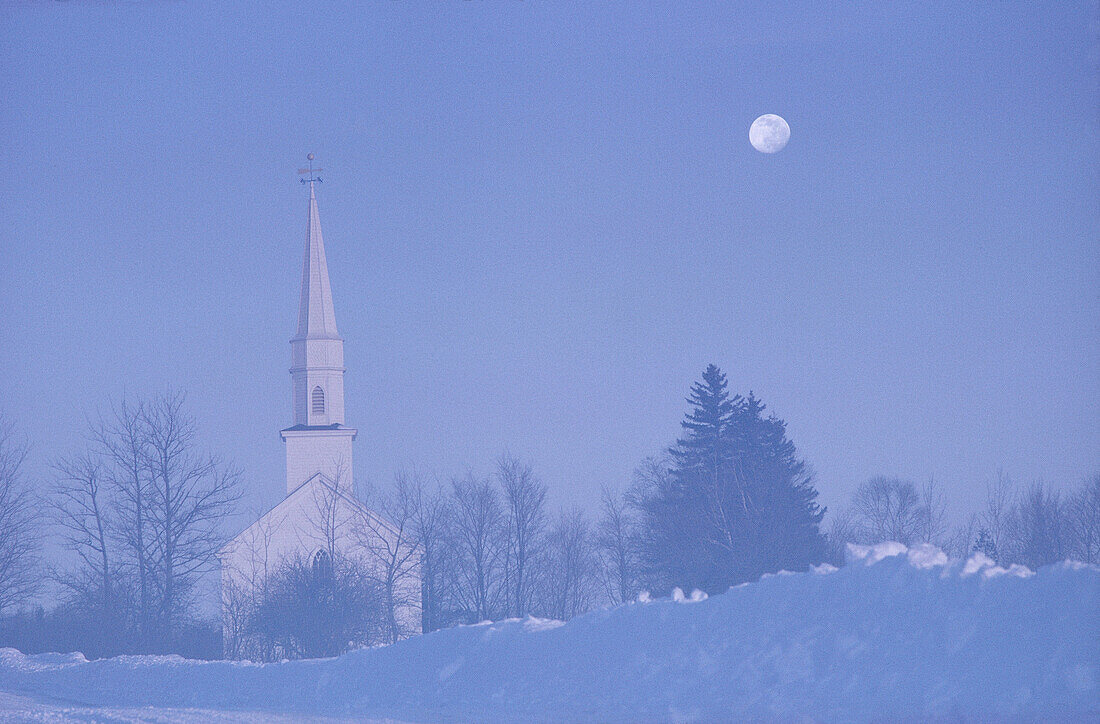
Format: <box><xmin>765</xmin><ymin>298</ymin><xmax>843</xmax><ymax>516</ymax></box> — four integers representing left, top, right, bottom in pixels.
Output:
<box><xmin>219</xmin><ymin>173</ymin><xmax>419</xmax><ymax>657</ymax></box>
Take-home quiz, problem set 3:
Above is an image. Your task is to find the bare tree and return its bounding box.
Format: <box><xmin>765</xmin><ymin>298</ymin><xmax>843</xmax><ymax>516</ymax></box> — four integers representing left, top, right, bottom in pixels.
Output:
<box><xmin>301</xmin><ymin>463</ymin><xmax>349</xmax><ymax>562</ymax></box>
<box><xmin>448</xmin><ymin>473</ymin><xmax>505</xmax><ymax>622</ymax></box>
<box><xmin>497</xmin><ymin>454</ymin><xmax>547</xmax><ymax>618</ymax></box>
<box><xmin>94</xmin><ymin>399</ymin><xmax>156</xmax><ymax>641</ymax></box>
<box><xmin>946</xmin><ymin>512</ymin><xmax>980</xmax><ymax>560</ymax></box>
<box><xmin>539</xmin><ymin>508</ymin><xmax>598</xmax><ymax>621</ymax></box>
<box><xmin>140</xmin><ymin>391</ymin><xmax>241</xmax><ymax>648</ymax></box>
<box><xmin>357</xmin><ymin>474</ymin><xmax>422</xmax><ymax>644</ymax></box>
<box><xmin>220</xmin><ymin>574</ymin><xmax>254</xmax><ymax>661</ymax></box>
<box><xmin>1005</xmin><ymin>482</ymin><xmax>1067</xmax><ymax>569</ymax></box>
<box><xmin>849</xmin><ymin>477</ymin><xmax>925</xmax><ymax>546</ymax></box>
<box><xmin>221</xmin><ymin>506</ymin><xmax>284</xmax><ymax>660</ymax></box>
<box><xmin>51</xmin><ymin>454</ymin><xmax>116</xmax><ymax>619</ymax></box>
<box><xmin>625</xmin><ymin>454</ymin><xmax>677</xmax><ymax>592</ymax></box>
<box><xmin>595</xmin><ymin>486</ymin><xmax>638</xmax><ymax>605</ymax></box>
<box><xmin>914</xmin><ymin>477</ymin><xmax>949</xmax><ymax>547</ymax></box>
<box><xmin>977</xmin><ymin>470</ymin><xmax>1015</xmax><ymax>563</ymax></box>
<box><xmin>1067</xmin><ymin>474</ymin><xmax>1100</xmax><ymax>564</ymax></box>
<box><xmin>0</xmin><ymin>416</ymin><xmax>39</xmax><ymax>613</ymax></box>
<box><xmin>824</xmin><ymin>506</ymin><xmax>856</xmax><ymax>565</ymax></box>
<box><xmin>409</xmin><ymin>476</ymin><xmax>452</xmax><ymax>633</ymax></box>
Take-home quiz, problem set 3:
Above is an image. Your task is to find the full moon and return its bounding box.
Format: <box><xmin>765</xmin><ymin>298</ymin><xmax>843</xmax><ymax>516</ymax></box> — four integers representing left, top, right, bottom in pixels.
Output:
<box><xmin>749</xmin><ymin>114</ymin><xmax>790</xmax><ymax>153</ymax></box>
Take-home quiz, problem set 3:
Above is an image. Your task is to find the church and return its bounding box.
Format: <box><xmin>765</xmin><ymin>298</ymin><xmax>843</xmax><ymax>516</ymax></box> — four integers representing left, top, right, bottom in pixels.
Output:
<box><xmin>219</xmin><ymin>168</ymin><xmax>419</xmax><ymax>657</ymax></box>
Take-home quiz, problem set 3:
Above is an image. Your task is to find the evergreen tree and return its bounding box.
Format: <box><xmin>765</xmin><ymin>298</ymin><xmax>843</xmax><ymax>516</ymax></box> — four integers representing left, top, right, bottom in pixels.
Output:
<box><xmin>633</xmin><ymin>365</ymin><xmax>826</xmax><ymax>594</ymax></box>
<box><xmin>670</xmin><ymin>364</ymin><xmax>739</xmax><ymax>478</ymax></box>
<box><xmin>729</xmin><ymin>392</ymin><xmax>826</xmax><ymax>580</ymax></box>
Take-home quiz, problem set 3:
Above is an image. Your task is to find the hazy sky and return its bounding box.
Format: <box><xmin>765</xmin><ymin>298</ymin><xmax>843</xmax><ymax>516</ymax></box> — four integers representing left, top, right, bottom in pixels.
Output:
<box><xmin>2</xmin><ymin>2</ymin><xmax>1097</xmax><ymax>525</ymax></box>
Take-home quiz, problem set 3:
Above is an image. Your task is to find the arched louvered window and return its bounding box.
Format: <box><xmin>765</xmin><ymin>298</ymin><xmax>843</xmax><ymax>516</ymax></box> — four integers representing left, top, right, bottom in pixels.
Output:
<box><xmin>312</xmin><ymin>386</ymin><xmax>325</xmax><ymax>416</ymax></box>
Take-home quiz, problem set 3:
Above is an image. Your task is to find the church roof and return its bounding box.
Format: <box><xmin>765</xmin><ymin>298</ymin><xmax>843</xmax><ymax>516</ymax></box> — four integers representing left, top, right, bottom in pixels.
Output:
<box><xmin>293</xmin><ymin>182</ymin><xmax>340</xmax><ymax>341</ymax></box>
<box><xmin>220</xmin><ymin>471</ymin><xmax>397</xmax><ymax>558</ymax></box>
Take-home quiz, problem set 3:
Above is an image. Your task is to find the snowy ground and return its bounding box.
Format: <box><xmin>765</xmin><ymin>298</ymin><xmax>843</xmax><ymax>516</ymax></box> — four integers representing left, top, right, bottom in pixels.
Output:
<box><xmin>1</xmin><ymin>543</ymin><xmax>1097</xmax><ymax>723</ymax></box>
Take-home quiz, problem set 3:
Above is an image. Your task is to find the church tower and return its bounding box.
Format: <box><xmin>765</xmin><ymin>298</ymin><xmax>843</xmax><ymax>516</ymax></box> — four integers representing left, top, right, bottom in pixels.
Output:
<box><xmin>221</xmin><ymin>163</ymin><xmax>421</xmax><ymax>654</ymax></box>
<box><xmin>280</xmin><ymin>168</ymin><xmax>356</xmax><ymax>494</ymax></box>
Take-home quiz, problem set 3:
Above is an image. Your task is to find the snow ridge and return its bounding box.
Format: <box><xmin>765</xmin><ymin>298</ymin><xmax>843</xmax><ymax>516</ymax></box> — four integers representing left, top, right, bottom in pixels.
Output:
<box><xmin>1</xmin><ymin>544</ymin><xmax>1097</xmax><ymax>723</ymax></box>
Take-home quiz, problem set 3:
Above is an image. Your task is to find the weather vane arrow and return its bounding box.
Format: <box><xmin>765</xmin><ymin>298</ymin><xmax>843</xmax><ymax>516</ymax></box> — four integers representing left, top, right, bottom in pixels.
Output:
<box><xmin>298</xmin><ymin>152</ymin><xmax>323</xmax><ymax>185</ymax></box>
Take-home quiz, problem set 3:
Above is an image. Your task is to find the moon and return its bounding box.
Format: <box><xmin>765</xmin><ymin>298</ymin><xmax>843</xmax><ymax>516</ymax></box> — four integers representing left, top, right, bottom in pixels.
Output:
<box><xmin>749</xmin><ymin>114</ymin><xmax>790</xmax><ymax>153</ymax></box>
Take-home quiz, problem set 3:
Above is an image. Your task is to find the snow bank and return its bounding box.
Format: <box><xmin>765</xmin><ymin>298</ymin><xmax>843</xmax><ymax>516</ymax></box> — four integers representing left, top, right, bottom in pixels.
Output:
<box><xmin>1</xmin><ymin>544</ymin><xmax>1097</xmax><ymax>722</ymax></box>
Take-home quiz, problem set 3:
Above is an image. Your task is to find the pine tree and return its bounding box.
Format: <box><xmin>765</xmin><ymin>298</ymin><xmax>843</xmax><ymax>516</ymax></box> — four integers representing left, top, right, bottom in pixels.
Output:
<box><xmin>670</xmin><ymin>364</ymin><xmax>739</xmax><ymax>478</ymax></box>
<box><xmin>633</xmin><ymin>365</ymin><xmax>826</xmax><ymax>594</ymax></box>
<box><xmin>728</xmin><ymin>392</ymin><xmax>826</xmax><ymax>580</ymax></box>
<box><xmin>657</xmin><ymin>364</ymin><xmax>739</xmax><ymax>592</ymax></box>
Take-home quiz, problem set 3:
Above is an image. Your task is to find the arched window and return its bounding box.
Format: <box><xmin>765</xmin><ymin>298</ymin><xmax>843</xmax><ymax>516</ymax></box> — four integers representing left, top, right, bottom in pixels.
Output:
<box><xmin>312</xmin><ymin>386</ymin><xmax>325</xmax><ymax>416</ymax></box>
<box><xmin>312</xmin><ymin>549</ymin><xmax>333</xmax><ymax>583</ymax></box>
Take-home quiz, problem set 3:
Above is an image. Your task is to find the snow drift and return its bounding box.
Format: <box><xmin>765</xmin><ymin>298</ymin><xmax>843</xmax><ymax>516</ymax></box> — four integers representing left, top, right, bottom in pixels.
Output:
<box><xmin>1</xmin><ymin>543</ymin><xmax>1097</xmax><ymax>722</ymax></box>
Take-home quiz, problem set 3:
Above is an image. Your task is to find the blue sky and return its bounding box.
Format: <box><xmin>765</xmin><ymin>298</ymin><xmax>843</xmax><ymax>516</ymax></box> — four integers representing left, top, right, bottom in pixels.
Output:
<box><xmin>2</xmin><ymin>1</ymin><xmax>1097</xmax><ymax>523</ymax></box>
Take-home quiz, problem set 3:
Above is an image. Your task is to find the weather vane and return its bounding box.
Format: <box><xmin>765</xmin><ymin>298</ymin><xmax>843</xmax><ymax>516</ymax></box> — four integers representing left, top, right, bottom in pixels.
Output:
<box><xmin>298</xmin><ymin>153</ymin><xmax>323</xmax><ymax>185</ymax></box>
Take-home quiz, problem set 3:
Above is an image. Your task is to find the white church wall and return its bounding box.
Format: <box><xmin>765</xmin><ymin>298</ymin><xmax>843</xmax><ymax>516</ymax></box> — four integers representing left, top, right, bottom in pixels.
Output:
<box><xmin>220</xmin><ymin>476</ymin><xmax>422</xmax><ymax>659</ymax></box>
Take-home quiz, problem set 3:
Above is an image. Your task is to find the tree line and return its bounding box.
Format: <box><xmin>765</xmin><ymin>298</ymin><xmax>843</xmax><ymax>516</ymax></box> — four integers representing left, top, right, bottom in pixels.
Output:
<box><xmin>0</xmin><ymin>393</ymin><xmax>239</xmax><ymax>658</ymax></box>
<box><xmin>222</xmin><ymin>457</ymin><xmax>609</xmax><ymax>661</ymax></box>
<box><xmin>826</xmin><ymin>471</ymin><xmax>1100</xmax><ymax>569</ymax></box>
<box><xmin>0</xmin><ymin>366</ymin><xmax>1097</xmax><ymax>661</ymax></box>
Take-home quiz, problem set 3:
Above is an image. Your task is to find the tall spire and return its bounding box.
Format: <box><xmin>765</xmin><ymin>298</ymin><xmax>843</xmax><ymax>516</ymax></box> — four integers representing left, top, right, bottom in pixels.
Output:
<box><xmin>294</xmin><ymin>156</ymin><xmax>339</xmax><ymax>341</ymax></box>
<box><xmin>282</xmin><ymin>155</ymin><xmax>356</xmax><ymax>495</ymax></box>
<box><xmin>288</xmin><ymin>155</ymin><xmax>348</xmax><ymax>428</ymax></box>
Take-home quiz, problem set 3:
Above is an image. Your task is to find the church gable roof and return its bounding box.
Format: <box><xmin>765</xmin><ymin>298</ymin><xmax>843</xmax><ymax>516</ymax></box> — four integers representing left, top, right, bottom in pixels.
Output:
<box><xmin>220</xmin><ymin>472</ymin><xmax>394</xmax><ymax>558</ymax></box>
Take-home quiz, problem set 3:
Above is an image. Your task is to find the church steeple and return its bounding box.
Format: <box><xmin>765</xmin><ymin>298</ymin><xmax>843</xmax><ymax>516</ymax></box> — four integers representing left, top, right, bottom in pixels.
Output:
<box><xmin>289</xmin><ymin>170</ymin><xmax>347</xmax><ymax>428</ymax></box>
<box><xmin>282</xmin><ymin>156</ymin><xmax>356</xmax><ymax>495</ymax></box>
<box><xmin>294</xmin><ymin>181</ymin><xmax>340</xmax><ymax>341</ymax></box>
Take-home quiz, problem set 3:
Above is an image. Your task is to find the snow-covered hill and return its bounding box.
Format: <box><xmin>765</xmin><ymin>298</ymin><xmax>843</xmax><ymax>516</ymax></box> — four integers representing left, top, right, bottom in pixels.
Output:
<box><xmin>1</xmin><ymin>543</ymin><xmax>1097</xmax><ymax>723</ymax></box>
